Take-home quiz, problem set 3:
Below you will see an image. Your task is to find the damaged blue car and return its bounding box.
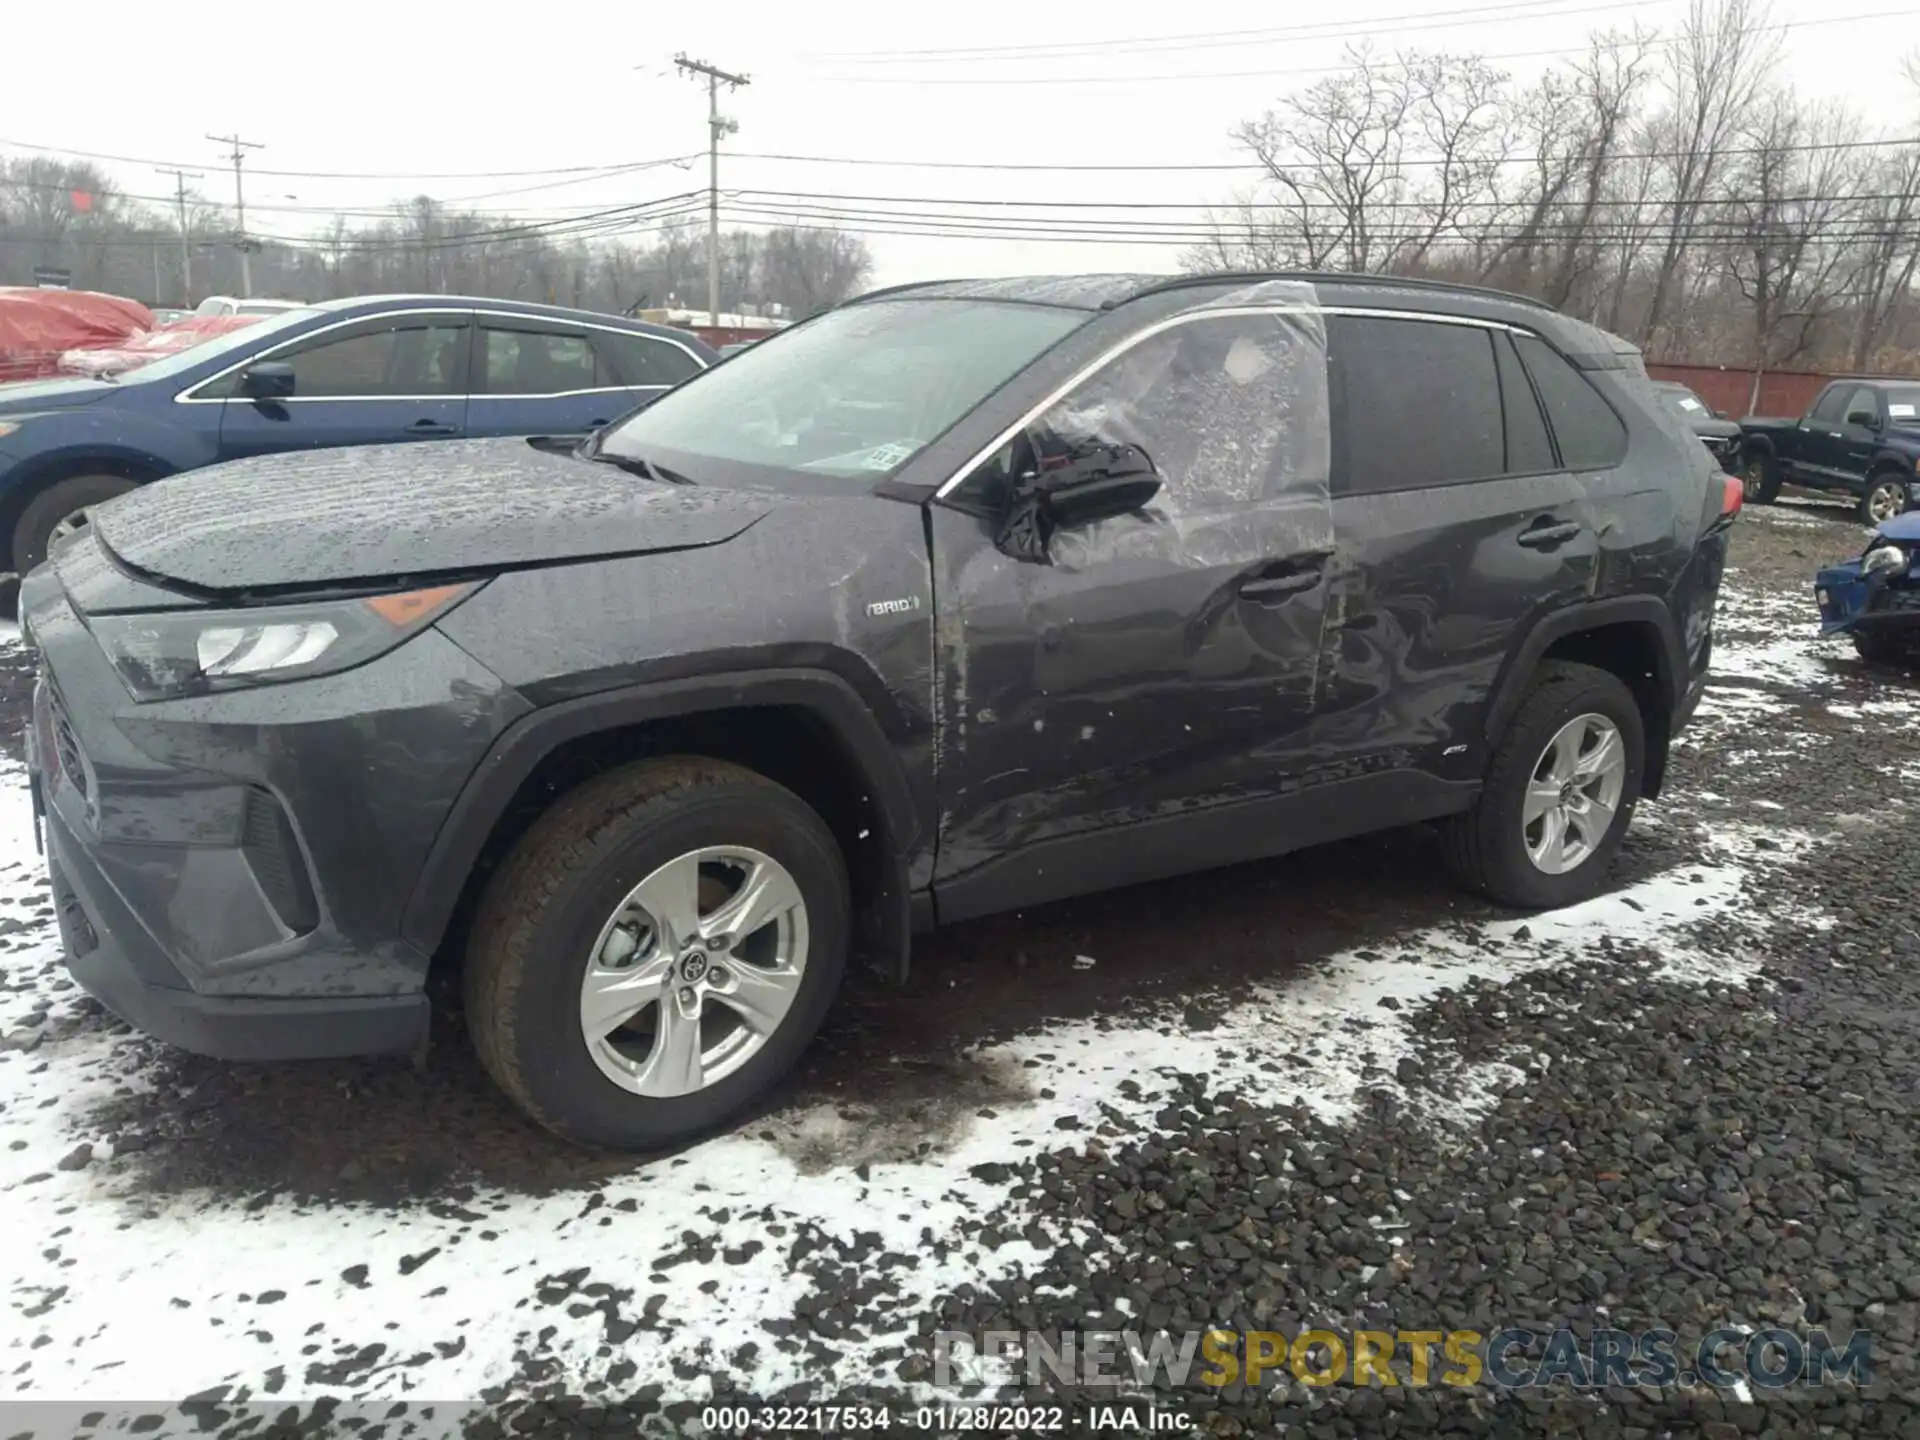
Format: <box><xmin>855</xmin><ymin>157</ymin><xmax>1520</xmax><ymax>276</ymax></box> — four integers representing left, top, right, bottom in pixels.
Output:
<box><xmin>1816</xmin><ymin>510</ymin><xmax>1920</xmax><ymax>664</ymax></box>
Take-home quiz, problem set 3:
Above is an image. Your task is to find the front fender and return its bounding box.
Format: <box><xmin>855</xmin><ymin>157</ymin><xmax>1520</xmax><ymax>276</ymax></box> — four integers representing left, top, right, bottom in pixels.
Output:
<box><xmin>398</xmin><ymin>667</ymin><xmax>921</xmax><ymax>959</ymax></box>
<box><xmin>0</xmin><ymin>407</ymin><xmax>213</xmax><ymax>498</ymax></box>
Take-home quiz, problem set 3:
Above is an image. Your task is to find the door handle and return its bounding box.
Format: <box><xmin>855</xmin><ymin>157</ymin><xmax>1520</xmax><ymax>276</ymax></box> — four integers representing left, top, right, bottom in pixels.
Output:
<box><xmin>406</xmin><ymin>420</ymin><xmax>459</xmax><ymax>436</ymax></box>
<box><xmin>1517</xmin><ymin>520</ymin><xmax>1583</xmax><ymax>550</ymax></box>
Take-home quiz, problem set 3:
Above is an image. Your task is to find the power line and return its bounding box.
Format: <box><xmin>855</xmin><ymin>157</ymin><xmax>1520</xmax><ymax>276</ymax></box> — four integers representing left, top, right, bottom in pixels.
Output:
<box><xmin>809</xmin><ymin>0</ymin><xmax>1676</xmax><ymax>64</ymax></box>
<box><xmin>731</xmin><ymin>133</ymin><xmax>1920</xmax><ymax>173</ymax></box>
<box><xmin>0</xmin><ymin>137</ymin><xmax>700</xmax><ymax>181</ymax></box>
<box><xmin>730</xmin><ymin>187</ymin><xmax>1920</xmax><ymax>215</ymax></box>
<box><xmin>804</xmin><ymin>8</ymin><xmax>1906</xmax><ymax>85</ymax></box>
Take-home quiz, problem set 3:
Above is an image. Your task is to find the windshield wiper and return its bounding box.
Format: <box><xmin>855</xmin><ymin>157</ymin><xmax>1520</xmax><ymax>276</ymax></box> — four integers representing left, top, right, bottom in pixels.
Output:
<box><xmin>585</xmin><ymin>451</ymin><xmax>694</xmax><ymax>485</ymax></box>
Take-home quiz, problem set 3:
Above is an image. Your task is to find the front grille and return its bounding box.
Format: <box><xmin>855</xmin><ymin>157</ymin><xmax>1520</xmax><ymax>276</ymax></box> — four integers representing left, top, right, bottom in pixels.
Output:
<box><xmin>241</xmin><ymin>788</ymin><xmax>319</xmax><ymax>935</ymax></box>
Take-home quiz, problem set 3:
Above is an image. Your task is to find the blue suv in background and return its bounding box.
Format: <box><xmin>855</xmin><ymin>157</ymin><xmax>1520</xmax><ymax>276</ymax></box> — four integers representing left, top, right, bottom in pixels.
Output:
<box><xmin>0</xmin><ymin>295</ymin><xmax>716</xmax><ymax>578</ymax></box>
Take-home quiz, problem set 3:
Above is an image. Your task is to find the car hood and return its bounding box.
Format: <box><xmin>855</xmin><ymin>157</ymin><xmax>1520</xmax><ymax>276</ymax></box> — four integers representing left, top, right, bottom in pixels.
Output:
<box><xmin>0</xmin><ymin>375</ymin><xmax>120</xmax><ymax>412</ymax></box>
<box><xmin>91</xmin><ymin>437</ymin><xmax>770</xmax><ymax>593</ymax></box>
<box><xmin>1875</xmin><ymin>510</ymin><xmax>1920</xmax><ymax>544</ymax></box>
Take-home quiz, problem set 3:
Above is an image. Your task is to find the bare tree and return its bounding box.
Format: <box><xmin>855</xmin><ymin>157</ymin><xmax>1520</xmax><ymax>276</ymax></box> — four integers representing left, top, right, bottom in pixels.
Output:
<box><xmin>1720</xmin><ymin>94</ymin><xmax>1865</xmax><ymax>379</ymax></box>
<box><xmin>1635</xmin><ymin>0</ymin><xmax>1780</xmax><ymax>348</ymax></box>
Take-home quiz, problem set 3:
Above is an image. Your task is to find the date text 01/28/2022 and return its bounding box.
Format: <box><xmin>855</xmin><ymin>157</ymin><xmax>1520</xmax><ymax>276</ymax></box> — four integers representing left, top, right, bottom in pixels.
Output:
<box><xmin>699</xmin><ymin>1402</ymin><xmax>1191</xmax><ymax>1433</ymax></box>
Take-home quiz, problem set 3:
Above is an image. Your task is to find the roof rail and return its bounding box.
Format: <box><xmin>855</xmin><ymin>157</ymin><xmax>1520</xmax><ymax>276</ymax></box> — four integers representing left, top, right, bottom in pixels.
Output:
<box><xmin>1125</xmin><ymin>270</ymin><xmax>1558</xmax><ymax>314</ymax></box>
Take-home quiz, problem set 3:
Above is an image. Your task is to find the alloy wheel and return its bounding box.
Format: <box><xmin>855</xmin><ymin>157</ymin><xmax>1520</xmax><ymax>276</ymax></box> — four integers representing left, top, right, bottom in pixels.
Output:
<box><xmin>1866</xmin><ymin>480</ymin><xmax>1907</xmax><ymax>525</ymax></box>
<box><xmin>578</xmin><ymin>845</ymin><xmax>809</xmax><ymax>1098</ymax></box>
<box><xmin>47</xmin><ymin>508</ymin><xmax>91</xmax><ymax>548</ymax></box>
<box><xmin>1522</xmin><ymin>713</ymin><xmax>1627</xmax><ymax>875</ymax></box>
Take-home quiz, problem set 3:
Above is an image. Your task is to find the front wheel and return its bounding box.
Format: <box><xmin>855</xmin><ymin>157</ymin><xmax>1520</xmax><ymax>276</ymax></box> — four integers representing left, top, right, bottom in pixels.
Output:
<box><xmin>1852</xmin><ymin>628</ymin><xmax>1914</xmax><ymax>667</ymax></box>
<box><xmin>1859</xmin><ymin>473</ymin><xmax>1909</xmax><ymax>526</ymax></box>
<box><xmin>10</xmin><ymin>473</ymin><xmax>137</xmax><ymax>578</ymax></box>
<box><xmin>1442</xmin><ymin>661</ymin><xmax>1645</xmax><ymax>909</ymax></box>
<box><xmin>464</xmin><ymin>756</ymin><xmax>850</xmax><ymax>1149</ymax></box>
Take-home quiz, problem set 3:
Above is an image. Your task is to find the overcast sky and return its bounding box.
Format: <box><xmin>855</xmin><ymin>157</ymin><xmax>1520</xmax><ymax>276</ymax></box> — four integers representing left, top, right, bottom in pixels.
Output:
<box><xmin>7</xmin><ymin>0</ymin><xmax>1915</xmax><ymax>291</ymax></box>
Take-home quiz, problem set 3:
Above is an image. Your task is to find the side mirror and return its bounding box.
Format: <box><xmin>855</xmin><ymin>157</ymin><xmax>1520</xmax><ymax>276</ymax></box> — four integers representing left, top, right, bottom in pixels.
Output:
<box><xmin>1714</xmin><ymin>409</ymin><xmax>1729</xmax><ymax>420</ymax></box>
<box><xmin>240</xmin><ymin>361</ymin><xmax>295</xmax><ymax>401</ymax></box>
<box><xmin>1847</xmin><ymin>409</ymin><xmax>1880</xmax><ymax>430</ymax></box>
<box><xmin>994</xmin><ymin>442</ymin><xmax>1162</xmax><ymax>563</ymax></box>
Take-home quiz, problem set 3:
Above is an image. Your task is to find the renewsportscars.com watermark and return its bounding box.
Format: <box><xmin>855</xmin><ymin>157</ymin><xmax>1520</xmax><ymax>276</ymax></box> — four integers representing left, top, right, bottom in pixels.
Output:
<box><xmin>933</xmin><ymin>1326</ymin><xmax>1874</xmax><ymax>1392</ymax></box>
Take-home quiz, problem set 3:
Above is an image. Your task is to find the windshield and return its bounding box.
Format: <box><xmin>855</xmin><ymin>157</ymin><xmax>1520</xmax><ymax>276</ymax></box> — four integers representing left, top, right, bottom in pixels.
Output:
<box><xmin>1657</xmin><ymin>386</ymin><xmax>1712</xmax><ymax>418</ymax></box>
<box><xmin>597</xmin><ymin>298</ymin><xmax>1088</xmax><ymax>489</ymax></box>
<box><xmin>1884</xmin><ymin>387</ymin><xmax>1920</xmax><ymax>421</ymax></box>
<box><xmin>128</xmin><ymin>307</ymin><xmax>322</xmax><ymax>384</ymax></box>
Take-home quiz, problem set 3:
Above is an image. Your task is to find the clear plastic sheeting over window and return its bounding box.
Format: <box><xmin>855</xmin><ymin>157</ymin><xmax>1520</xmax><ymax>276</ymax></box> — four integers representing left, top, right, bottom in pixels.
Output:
<box><xmin>968</xmin><ymin>278</ymin><xmax>1332</xmax><ymax>572</ymax></box>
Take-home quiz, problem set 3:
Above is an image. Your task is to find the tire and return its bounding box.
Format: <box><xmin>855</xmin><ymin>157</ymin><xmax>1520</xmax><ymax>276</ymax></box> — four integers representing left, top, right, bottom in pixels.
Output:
<box><xmin>464</xmin><ymin>755</ymin><xmax>850</xmax><ymax>1149</ymax></box>
<box><xmin>1852</xmin><ymin>629</ymin><xmax>1913</xmax><ymax>666</ymax></box>
<box><xmin>10</xmin><ymin>473</ymin><xmax>137</xmax><ymax>578</ymax></box>
<box><xmin>1858</xmin><ymin>472</ymin><xmax>1909</xmax><ymax>526</ymax></box>
<box><xmin>1741</xmin><ymin>450</ymin><xmax>1781</xmax><ymax>505</ymax></box>
<box><xmin>1442</xmin><ymin>660</ymin><xmax>1646</xmax><ymax>909</ymax></box>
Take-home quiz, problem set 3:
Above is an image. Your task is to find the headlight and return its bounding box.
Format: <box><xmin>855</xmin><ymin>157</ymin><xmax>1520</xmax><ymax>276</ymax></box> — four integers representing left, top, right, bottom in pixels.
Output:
<box><xmin>1863</xmin><ymin>544</ymin><xmax>1909</xmax><ymax>576</ymax></box>
<box><xmin>89</xmin><ymin>582</ymin><xmax>479</xmax><ymax>702</ymax></box>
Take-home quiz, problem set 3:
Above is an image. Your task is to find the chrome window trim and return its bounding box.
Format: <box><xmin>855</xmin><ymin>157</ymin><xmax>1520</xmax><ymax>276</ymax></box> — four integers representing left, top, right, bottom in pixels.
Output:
<box><xmin>930</xmin><ymin>302</ymin><xmax>1521</xmax><ymax>500</ymax></box>
<box><xmin>174</xmin><ymin>307</ymin><xmax>707</xmax><ymax>405</ymax></box>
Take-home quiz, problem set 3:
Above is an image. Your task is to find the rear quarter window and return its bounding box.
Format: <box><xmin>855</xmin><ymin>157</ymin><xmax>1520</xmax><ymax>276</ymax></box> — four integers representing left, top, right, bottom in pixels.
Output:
<box><xmin>1513</xmin><ymin>333</ymin><xmax>1627</xmax><ymax>469</ymax></box>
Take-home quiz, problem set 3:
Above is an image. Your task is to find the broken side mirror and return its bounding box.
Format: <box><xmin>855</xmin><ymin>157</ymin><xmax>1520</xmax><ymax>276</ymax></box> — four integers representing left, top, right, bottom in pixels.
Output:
<box><xmin>994</xmin><ymin>442</ymin><xmax>1162</xmax><ymax>562</ymax></box>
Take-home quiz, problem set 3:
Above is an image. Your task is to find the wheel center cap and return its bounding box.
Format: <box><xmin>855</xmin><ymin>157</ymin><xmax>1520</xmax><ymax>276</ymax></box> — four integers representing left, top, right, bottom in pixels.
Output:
<box><xmin>679</xmin><ymin>950</ymin><xmax>710</xmax><ymax>982</ymax></box>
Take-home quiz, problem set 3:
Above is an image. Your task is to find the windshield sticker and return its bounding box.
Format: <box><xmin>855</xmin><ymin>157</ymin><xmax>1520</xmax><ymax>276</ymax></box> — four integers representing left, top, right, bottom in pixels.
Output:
<box><xmin>1890</xmin><ymin>403</ymin><xmax>1916</xmax><ymax>418</ymax></box>
<box><xmin>1678</xmin><ymin>397</ymin><xmax>1703</xmax><ymax>411</ymax></box>
<box><xmin>859</xmin><ymin>442</ymin><xmax>916</xmax><ymax>470</ymax></box>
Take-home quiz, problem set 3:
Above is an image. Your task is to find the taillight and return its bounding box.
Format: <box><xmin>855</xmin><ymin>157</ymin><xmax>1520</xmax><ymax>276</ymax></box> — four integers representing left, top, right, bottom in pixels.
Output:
<box><xmin>1721</xmin><ymin>473</ymin><xmax>1744</xmax><ymax>519</ymax></box>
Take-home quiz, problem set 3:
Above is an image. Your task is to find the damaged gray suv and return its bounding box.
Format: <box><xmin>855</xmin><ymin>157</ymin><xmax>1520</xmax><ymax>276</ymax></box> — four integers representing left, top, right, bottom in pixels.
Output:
<box><xmin>22</xmin><ymin>273</ymin><xmax>1739</xmax><ymax>1148</ymax></box>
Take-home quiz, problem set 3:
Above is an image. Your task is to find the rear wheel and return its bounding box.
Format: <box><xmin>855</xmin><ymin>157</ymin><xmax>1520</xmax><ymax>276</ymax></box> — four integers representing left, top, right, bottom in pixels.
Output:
<box><xmin>1859</xmin><ymin>472</ymin><xmax>1909</xmax><ymax>526</ymax></box>
<box><xmin>464</xmin><ymin>756</ymin><xmax>850</xmax><ymax>1149</ymax></box>
<box><xmin>1443</xmin><ymin>661</ymin><xmax>1645</xmax><ymax>909</ymax></box>
<box><xmin>1741</xmin><ymin>450</ymin><xmax>1781</xmax><ymax>505</ymax></box>
<box><xmin>10</xmin><ymin>473</ymin><xmax>137</xmax><ymax>578</ymax></box>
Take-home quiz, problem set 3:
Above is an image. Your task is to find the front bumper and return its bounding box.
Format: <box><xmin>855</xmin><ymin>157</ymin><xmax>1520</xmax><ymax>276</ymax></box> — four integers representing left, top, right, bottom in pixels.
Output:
<box><xmin>46</xmin><ymin>807</ymin><xmax>428</xmax><ymax>1059</ymax></box>
<box><xmin>20</xmin><ymin>556</ymin><xmax>531</xmax><ymax>1061</ymax></box>
<box><xmin>1815</xmin><ymin>557</ymin><xmax>1920</xmax><ymax>635</ymax></box>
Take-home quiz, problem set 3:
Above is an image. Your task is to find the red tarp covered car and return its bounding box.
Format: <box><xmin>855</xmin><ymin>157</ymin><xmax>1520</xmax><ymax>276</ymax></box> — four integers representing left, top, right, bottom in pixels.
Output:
<box><xmin>57</xmin><ymin>313</ymin><xmax>264</xmax><ymax>379</ymax></box>
<box><xmin>0</xmin><ymin>289</ymin><xmax>154</xmax><ymax>382</ymax></box>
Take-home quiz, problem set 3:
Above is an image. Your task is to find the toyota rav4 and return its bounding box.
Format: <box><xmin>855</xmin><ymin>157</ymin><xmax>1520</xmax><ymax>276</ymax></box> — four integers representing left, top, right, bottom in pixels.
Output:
<box><xmin>20</xmin><ymin>273</ymin><xmax>1740</xmax><ymax>1148</ymax></box>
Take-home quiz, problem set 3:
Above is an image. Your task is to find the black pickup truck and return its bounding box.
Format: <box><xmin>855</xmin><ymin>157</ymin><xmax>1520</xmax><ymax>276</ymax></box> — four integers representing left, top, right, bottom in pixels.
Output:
<box><xmin>1739</xmin><ymin>379</ymin><xmax>1920</xmax><ymax>522</ymax></box>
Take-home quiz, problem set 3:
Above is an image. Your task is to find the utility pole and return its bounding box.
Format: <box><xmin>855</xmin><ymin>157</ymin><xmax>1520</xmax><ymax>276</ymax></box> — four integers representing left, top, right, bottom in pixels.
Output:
<box><xmin>673</xmin><ymin>53</ymin><xmax>748</xmax><ymax>328</ymax></box>
<box><xmin>155</xmin><ymin>167</ymin><xmax>201</xmax><ymax>306</ymax></box>
<box><xmin>207</xmin><ymin>133</ymin><xmax>263</xmax><ymax>297</ymax></box>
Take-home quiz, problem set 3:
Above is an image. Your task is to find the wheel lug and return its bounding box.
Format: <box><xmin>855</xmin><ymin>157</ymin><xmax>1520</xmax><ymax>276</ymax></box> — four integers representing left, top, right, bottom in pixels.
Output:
<box><xmin>678</xmin><ymin>987</ymin><xmax>695</xmax><ymax>1005</ymax></box>
<box><xmin>709</xmin><ymin>966</ymin><xmax>728</xmax><ymax>984</ymax></box>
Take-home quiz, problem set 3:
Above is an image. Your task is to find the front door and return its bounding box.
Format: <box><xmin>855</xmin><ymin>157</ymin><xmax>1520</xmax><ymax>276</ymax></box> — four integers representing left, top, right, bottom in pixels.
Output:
<box><xmin>928</xmin><ymin>306</ymin><xmax>1336</xmax><ymax>919</ymax></box>
<box><xmin>217</xmin><ymin>311</ymin><xmax>470</xmax><ymax>461</ymax></box>
<box><xmin>1825</xmin><ymin>383</ymin><xmax>1886</xmax><ymax>489</ymax></box>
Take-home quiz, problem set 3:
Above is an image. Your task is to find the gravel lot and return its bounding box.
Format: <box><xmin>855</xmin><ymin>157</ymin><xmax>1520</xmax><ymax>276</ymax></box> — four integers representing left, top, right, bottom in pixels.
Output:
<box><xmin>2</xmin><ymin>496</ymin><xmax>1917</xmax><ymax>1438</ymax></box>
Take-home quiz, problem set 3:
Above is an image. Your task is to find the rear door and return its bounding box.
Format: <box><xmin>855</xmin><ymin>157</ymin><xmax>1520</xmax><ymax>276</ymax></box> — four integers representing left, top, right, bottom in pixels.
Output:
<box><xmin>464</xmin><ymin>318</ymin><xmax>706</xmax><ymax>440</ymax></box>
<box><xmin>1314</xmin><ymin>313</ymin><xmax>1601</xmax><ymax>785</ymax></box>
<box><xmin>215</xmin><ymin>310</ymin><xmax>470</xmax><ymax>461</ymax></box>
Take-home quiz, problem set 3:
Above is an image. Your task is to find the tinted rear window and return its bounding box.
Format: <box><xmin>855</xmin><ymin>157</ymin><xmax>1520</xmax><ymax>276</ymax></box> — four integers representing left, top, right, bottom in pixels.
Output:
<box><xmin>1514</xmin><ymin>333</ymin><xmax>1628</xmax><ymax>469</ymax></box>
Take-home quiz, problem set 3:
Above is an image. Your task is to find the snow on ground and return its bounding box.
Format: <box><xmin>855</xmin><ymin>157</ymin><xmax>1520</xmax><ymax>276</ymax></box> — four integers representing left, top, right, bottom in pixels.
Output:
<box><xmin>0</xmin><ymin>748</ymin><xmax>1802</xmax><ymax>1410</ymax></box>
